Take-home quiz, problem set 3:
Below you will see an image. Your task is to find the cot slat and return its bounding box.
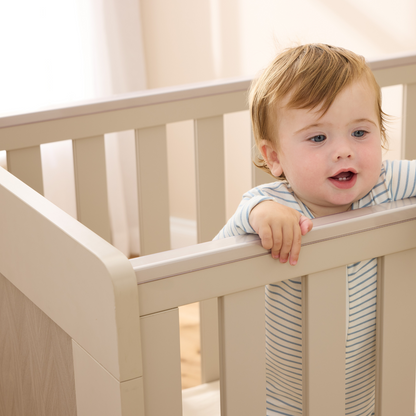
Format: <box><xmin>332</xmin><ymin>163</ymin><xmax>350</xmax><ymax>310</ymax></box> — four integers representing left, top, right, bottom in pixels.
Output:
<box><xmin>302</xmin><ymin>267</ymin><xmax>346</xmax><ymax>416</ymax></box>
<box><xmin>375</xmin><ymin>250</ymin><xmax>416</xmax><ymax>415</ymax></box>
<box><xmin>218</xmin><ymin>286</ymin><xmax>266</xmax><ymax>416</ymax></box>
<box><xmin>402</xmin><ymin>82</ymin><xmax>416</xmax><ymax>159</ymax></box>
<box><xmin>72</xmin><ymin>136</ymin><xmax>111</xmax><ymax>242</ymax></box>
<box><xmin>135</xmin><ymin>126</ymin><xmax>170</xmax><ymax>255</ymax></box>
<box><xmin>194</xmin><ymin>116</ymin><xmax>226</xmax><ymax>384</ymax></box>
<box><xmin>194</xmin><ymin>115</ymin><xmax>226</xmax><ymax>242</ymax></box>
<box><xmin>6</xmin><ymin>146</ymin><xmax>44</xmax><ymax>195</ymax></box>
<box><xmin>141</xmin><ymin>309</ymin><xmax>183</xmax><ymax>416</ymax></box>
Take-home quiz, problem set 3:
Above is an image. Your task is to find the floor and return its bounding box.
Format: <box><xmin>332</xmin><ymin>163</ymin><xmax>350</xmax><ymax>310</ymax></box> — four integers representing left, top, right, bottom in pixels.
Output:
<box><xmin>179</xmin><ymin>303</ymin><xmax>201</xmax><ymax>389</ymax></box>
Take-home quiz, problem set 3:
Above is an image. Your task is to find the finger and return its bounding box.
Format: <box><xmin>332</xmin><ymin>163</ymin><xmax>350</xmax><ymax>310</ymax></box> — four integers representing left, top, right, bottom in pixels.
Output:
<box><xmin>299</xmin><ymin>215</ymin><xmax>313</xmax><ymax>235</ymax></box>
<box><xmin>289</xmin><ymin>223</ymin><xmax>302</xmax><ymax>266</ymax></box>
<box><xmin>269</xmin><ymin>225</ymin><xmax>283</xmax><ymax>259</ymax></box>
<box><xmin>258</xmin><ymin>225</ymin><xmax>274</xmax><ymax>251</ymax></box>
<box><xmin>278</xmin><ymin>223</ymin><xmax>293</xmax><ymax>263</ymax></box>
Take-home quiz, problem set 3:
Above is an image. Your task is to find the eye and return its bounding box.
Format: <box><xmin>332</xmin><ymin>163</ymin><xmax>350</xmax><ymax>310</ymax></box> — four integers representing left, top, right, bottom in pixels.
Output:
<box><xmin>352</xmin><ymin>130</ymin><xmax>367</xmax><ymax>138</ymax></box>
<box><xmin>310</xmin><ymin>134</ymin><xmax>326</xmax><ymax>143</ymax></box>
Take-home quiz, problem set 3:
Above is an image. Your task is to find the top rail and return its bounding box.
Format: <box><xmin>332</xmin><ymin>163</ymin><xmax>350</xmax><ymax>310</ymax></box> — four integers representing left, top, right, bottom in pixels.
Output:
<box><xmin>131</xmin><ymin>197</ymin><xmax>416</xmax><ymax>315</ymax></box>
<box><xmin>1</xmin><ymin>50</ymin><xmax>415</xmax><ymax>129</ymax></box>
<box><xmin>0</xmin><ymin>78</ymin><xmax>252</xmax><ymax>129</ymax></box>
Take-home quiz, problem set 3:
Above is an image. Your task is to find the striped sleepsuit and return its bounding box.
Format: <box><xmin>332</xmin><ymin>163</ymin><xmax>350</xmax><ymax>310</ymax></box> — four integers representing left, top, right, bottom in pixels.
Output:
<box><xmin>214</xmin><ymin>160</ymin><xmax>416</xmax><ymax>416</ymax></box>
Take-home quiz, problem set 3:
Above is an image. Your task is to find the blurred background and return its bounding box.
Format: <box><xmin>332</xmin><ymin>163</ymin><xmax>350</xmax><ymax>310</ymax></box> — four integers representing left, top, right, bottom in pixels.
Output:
<box><xmin>1</xmin><ymin>0</ymin><xmax>415</xmax><ymax>256</ymax></box>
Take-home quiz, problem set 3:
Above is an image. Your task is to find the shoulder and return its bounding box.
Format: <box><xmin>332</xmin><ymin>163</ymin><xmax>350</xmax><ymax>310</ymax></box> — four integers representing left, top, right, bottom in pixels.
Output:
<box><xmin>243</xmin><ymin>180</ymin><xmax>293</xmax><ymax>199</ymax></box>
<box><xmin>356</xmin><ymin>160</ymin><xmax>416</xmax><ymax>207</ymax></box>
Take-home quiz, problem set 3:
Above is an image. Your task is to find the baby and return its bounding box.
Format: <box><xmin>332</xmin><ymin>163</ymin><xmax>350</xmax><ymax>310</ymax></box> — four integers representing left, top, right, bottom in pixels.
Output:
<box><xmin>215</xmin><ymin>44</ymin><xmax>416</xmax><ymax>416</ymax></box>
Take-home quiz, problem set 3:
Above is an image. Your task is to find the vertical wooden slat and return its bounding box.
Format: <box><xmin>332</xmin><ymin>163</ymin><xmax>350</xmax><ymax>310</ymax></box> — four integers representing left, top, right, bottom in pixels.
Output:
<box><xmin>72</xmin><ymin>136</ymin><xmax>111</xmax><ymax>242</ymax></box>
<box><xmin>135</xmin><ymin>126</ymin><xmax>171</xmax><ymax>255</ymax></box>
<box><xmin>141</xmin><ymin>309</ymin><xmax>183</xmax><ymax>416</ymax></box>
<box><xmin>401</xmin><ymin>82</ymin><xmax>416</xmax><ymax>160</ymax></box>
<box><xmin>194</xmin><ymin>115</ymin><xmax>226</xmax><ymax>242</ymax></box>
<box><xmin>7</xmin><ymin>146</ymin><xmax>44</xmax><ymax>195</ymax></box>
<box><xmin>218</xmin><ymin>286</ymin><xmax>266</xmax><ymax>416</ymax></box>
<box><xmin>375</xmin><ymin>250</ymin><xmax>416</xmax><ymax>415</ymax></box>
<box><xmin>303</xmin><ymin>267</ymin><xmax>346</xmax><ymax>416</ymax></box>
<box><xmin>194</xmin><ymin>116</ymin><xmax>225</xmax><ymax>383</ymax></box>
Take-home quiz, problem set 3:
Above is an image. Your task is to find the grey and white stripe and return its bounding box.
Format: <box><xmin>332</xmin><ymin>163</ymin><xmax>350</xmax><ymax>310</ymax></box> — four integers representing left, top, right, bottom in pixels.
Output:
<box><xmin>214</xmin><ymin>160</ymin><xmax>416</xmax><ymax>416</ymax></box>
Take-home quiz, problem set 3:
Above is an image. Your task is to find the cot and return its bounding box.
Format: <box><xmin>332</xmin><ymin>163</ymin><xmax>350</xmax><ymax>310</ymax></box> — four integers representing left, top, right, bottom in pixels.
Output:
<box><xmin>0</xmin><ymin>51</ymin><xmax>416</xmax><ymax>416</ymax></box>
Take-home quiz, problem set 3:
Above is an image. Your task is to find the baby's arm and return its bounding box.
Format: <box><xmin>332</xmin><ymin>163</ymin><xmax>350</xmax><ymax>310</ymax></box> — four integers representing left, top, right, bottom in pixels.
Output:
<box><xmin>249</xmin><ymin>201</ymin><xmax>313</xmax><ymax>265</ymax></box>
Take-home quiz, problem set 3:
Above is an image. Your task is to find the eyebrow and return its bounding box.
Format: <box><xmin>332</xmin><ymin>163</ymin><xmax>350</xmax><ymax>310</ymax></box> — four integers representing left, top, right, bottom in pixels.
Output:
<box><xmin>294</xmin><ymin>118</ymin><xmax>378</xmax><ymax>134</ymax></box>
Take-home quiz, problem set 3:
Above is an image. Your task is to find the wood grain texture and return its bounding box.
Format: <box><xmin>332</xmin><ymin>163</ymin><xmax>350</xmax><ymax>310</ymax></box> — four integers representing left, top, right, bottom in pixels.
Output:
<box><xmin>0</xmin><ymin>272</ymin><xmax>76</xmax><ymax>416</ymax></box>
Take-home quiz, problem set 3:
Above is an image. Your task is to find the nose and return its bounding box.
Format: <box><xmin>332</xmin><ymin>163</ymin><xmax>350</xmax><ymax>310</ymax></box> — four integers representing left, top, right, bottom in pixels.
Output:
<box><xmin>333</xmin><ymin>138</ymin><xmax>354</xmax><ymax>161</ymax></box>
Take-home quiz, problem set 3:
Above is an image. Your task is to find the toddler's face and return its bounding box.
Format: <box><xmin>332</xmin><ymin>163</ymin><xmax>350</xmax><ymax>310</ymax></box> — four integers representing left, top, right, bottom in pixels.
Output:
<box><xmin>264</xmin><ymin>79</ymin><xmax>382</xmax><ymax>217</ymax></box>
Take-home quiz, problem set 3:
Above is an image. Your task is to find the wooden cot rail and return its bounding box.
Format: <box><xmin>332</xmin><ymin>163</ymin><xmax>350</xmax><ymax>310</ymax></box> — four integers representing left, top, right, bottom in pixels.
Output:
<box><xmin>132</xmin><ymin>198</ymin><xmax>416</xmax><ymax>416</ymax></box>
<box><xmin>0</xmin><ymin>167</ymin><xmax>144</xmax><ymax>416</ymax></box>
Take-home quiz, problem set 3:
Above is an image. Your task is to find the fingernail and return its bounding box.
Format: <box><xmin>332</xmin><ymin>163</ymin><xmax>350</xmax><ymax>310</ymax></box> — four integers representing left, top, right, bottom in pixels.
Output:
<box><xmin>272</xmin><ymin>254</ymin><xmax>279</xmax><ymax>260</ymax></box>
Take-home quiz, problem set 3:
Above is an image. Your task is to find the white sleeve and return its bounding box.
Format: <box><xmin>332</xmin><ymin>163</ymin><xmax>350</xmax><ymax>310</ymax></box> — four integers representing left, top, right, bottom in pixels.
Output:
<box><xmin>213</xmin><ymin>181</ymin><xmax>299</xmax><ymax>240</ymax></box>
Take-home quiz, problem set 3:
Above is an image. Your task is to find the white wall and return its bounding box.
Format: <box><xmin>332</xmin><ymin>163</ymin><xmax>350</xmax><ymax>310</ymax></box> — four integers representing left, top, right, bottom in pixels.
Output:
<box><xmin>140</xmin><ymin>0</ymin><xmax>416</xmax><ymax>86</ymax></box>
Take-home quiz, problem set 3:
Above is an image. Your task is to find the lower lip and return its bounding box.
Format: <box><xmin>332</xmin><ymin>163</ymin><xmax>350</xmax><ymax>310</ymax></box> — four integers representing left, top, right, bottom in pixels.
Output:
<box><xmin>328</xmin><ymin>173</ymin><xmax>357</xmax><ymax>189</ymax></box>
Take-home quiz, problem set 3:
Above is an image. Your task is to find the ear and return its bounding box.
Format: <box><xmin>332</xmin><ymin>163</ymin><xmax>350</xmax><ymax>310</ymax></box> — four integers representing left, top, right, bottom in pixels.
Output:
<box><xmin>260</xmin><ymin>141</ymin><xmax>284</xmax><ymax>177</ymax></box>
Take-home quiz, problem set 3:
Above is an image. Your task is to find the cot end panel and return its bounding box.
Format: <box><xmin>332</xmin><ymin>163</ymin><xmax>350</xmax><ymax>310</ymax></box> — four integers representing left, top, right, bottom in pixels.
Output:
<box><xmin>0</xmin><ymin>167</ymin><xmax>142</xmax><ymax>382</ymax></box>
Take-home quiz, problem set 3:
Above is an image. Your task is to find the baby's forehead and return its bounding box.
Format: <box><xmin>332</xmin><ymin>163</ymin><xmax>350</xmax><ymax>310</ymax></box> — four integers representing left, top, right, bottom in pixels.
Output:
<box><xmin>275</xmin><ymin>77</ymin><xmax>377</xmax><ymax>117</ymax></box>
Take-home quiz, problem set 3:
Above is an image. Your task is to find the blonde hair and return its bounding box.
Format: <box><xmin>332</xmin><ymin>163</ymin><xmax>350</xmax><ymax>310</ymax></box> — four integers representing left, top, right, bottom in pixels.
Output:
<box><xmin>250</xmin><ymin>43</ymin><xmax>387</xmax><ymax>178</ymax></box>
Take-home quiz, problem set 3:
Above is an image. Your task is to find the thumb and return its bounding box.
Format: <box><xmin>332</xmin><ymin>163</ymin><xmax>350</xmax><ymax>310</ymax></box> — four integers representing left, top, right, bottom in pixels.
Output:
<box><xmin>299</xmin><ymin>215</ymin><xmax>313</xmax><ymax>236</ymax></box>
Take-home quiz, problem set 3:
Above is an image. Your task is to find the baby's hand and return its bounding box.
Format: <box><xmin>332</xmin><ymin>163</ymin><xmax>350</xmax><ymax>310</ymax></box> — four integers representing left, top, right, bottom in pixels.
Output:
<box><xmin>249</xmin><ymin>201</ymin><xmax>313</xmax><ymax>265</ymax></box>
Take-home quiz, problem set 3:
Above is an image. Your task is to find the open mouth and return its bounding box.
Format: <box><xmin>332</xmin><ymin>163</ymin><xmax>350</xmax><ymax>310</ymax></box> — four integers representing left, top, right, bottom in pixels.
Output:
<box><xmin>328</xmin><ymin>170</ymin><xmax>357</xmax><ymax>189</ymax></box>
<box><xmin>330</xmin><ymin>171</ymin><xmax>355</xmax><ymax>181</ymax></box>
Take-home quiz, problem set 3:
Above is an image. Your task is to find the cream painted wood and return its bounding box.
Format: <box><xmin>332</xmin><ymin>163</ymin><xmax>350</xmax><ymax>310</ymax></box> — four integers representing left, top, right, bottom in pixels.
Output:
<box><xmin>0</xmin><ymin>271</ymin><xmax>76</xmax><ymax>416</ymax></box>
<box><xmin>372</xmin><ymin>63</ymin><xmax>416</xmax><ymax>88</ymax></box>
<box><xmin>194</xmin><ymin>115</ymin><xmax>225</xmax><ymax>384</ymax></box>
<box><xmin>0</xmin><ymin>167</ymin><xmax>142</xmax><ymax>382</ymax></box>
<box><xmin>401</xmin><ymin>83</ymin><xmax>416</xmax><ymax>160</ymax></box>
<box><xmin>218</xmin><ymin>286</ymin><xmax>266</xmax><ymax>416</ymax></box>
<box><xmin>134</xmin><ymin>202</ymin><xmax>416</xmax><ymax>315</ymax></box>
<box><xmin>135</xmin><ymin>125</ymin><xmax>171</xmax><ymax>255</ymax></box>
<box><xmin>302</xmin><ymin>267</ymin><xmax>346</xmax><ymax>416</ymax></box>
<box><xmin>375</xmin><ymin>250</ymin><xmax>416</xmax><ymax>415</ymax></box>
<box><xmin>140</xmin><ymin>309</ymin><xmax>183</xmax><ymax>416</ymax></box>
<box><xmin>194</xmin><ymin>115</ymin><xmax>226</xmax><ymax>242</ymax></box>
<box><xmin>0</xmin><ymin>91</ymin><xmax>248</xmax><ymax>151</ymax></box>
<box><xmin>73</xmin><ymin>341</ymin><xmax>145</xmax><ymax>416</ymax></box>
<box><xmin>6</xmin><ymin>145</ymin><xmax>44</xmax><ymax>195</ymax></box>
<box><xmin>73</xmin><ymin>135</ymin><xmax>112</xmax><ymax>242</ymax></box>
